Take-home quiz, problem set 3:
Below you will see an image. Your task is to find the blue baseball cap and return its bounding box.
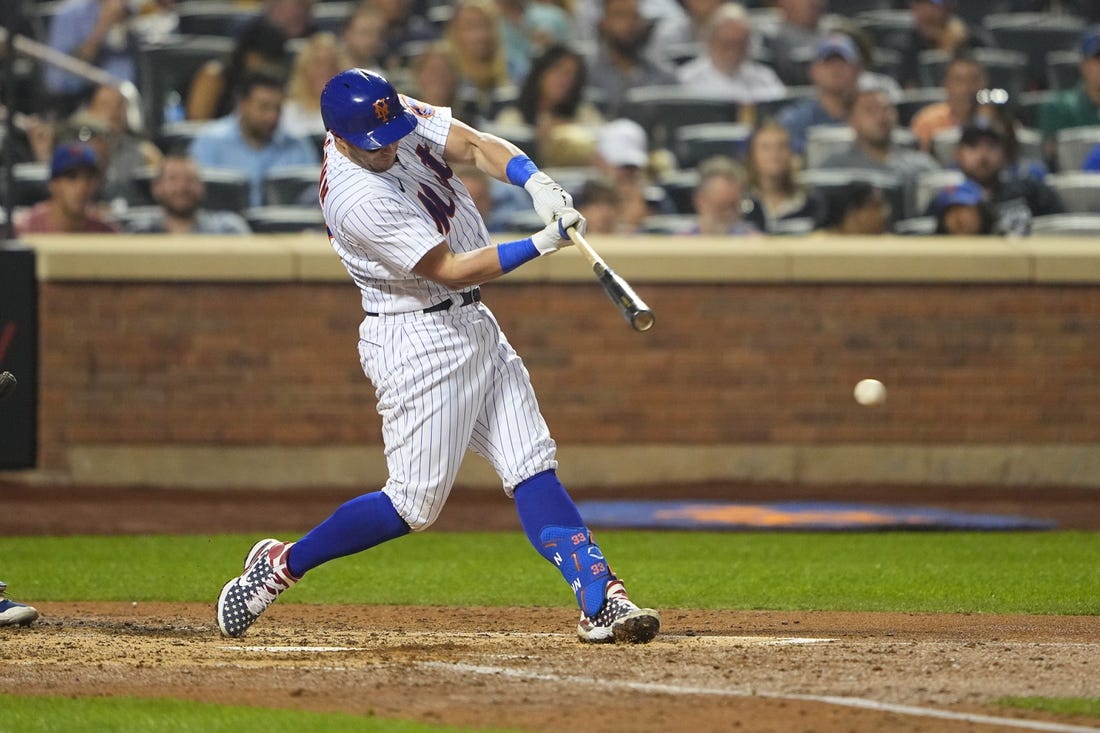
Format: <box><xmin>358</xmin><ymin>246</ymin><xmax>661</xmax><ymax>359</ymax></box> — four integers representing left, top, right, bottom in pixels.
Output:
<box><xmin>1082</xmin><ymin>26</ymin><xmax>1100</xmax><ymax>58</ymax></box>
<box><xmin>815</xmin><ymin>34</ymin><xmax>860</xmax><ymax>64</ymax></box>
<box><xmin>933</xmin><ymin>180</ymin><xmax>984</xmax><ymax>212</ymax></box>
<box><xmin>50</xmin><ymin>142</ymin><xmax>99</xmax><ymax>179</ymax></box>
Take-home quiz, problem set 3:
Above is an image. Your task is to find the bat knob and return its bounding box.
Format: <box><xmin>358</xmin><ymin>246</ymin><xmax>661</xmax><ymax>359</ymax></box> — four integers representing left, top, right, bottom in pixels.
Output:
<box><xmin>631</xmin><ymin>311</ymin><xmax>655</xmax><ymax>332</ymax></box>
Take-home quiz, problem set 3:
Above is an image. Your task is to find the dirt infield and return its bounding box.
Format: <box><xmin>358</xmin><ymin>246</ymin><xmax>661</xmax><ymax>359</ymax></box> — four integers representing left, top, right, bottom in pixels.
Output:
<box><xmin>3</xmin><ymin>479</ymin><xmax>1100</xmax><ymax>732</ymax></box>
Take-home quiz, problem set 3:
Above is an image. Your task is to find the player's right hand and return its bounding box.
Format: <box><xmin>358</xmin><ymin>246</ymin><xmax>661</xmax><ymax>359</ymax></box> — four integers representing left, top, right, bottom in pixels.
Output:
<box><xmin>531</xmin><ymin>207</ymin><xmax>585</xmax><ymax>254</ymax></box>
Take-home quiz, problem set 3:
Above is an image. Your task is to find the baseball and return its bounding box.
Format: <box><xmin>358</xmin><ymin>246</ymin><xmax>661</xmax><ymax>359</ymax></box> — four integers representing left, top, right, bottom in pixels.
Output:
<box><xmin>853</xmin><ymin>378</ymin><xmax>886</xmax><ymax>406</ymax></box>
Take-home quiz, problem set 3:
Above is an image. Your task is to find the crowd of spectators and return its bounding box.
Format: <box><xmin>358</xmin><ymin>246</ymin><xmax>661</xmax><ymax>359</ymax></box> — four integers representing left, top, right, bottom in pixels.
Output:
<box><xmin>2</xmin><ymin>0</ymin><xmax>1099</xmax><ymax>238</ymax></box>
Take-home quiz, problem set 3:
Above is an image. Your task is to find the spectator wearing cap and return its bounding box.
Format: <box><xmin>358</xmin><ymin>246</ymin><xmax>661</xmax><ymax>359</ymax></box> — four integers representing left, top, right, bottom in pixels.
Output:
<box><xmin>819</xmin><ymin>86</ymin><xmax>941</xmax><ymax>219</ymax></box>
<box><xmin>1039</xmin><ymin>26</ymin><xmax>1100</xmax><ymax>167</ymax></box>
<box><xmin>125</xmin><ymin>155</ymin><xmax>252</xmax><ymax>235</ymax></box>
<box><xmin>188</xmin><ymin>72</ymin><xmax>319</xmax><ymax>208</ymax></box>
<box><xmin>677</xmin><ymin>4</ymin><xmax>786</xmax><ymax>106</ymax></box>
<box><xmin>931</xmin><ymin>180</ymin><xmax>996</xmax><ymax>235</ymax></box>
<box><xmin>909</xmin><ymin>53</ymin><xmax>989</xmax><ymax>153</ymax></box>
<box><xmin>951</xmin><ymin>115</ymin><xmax>1064</xmax><ymax>236</ymax></box>
<box><xmin>775</xmin><ymin>33</ymin><xmax>863</xmax><ymax>159</ymax></box>
<box><xmin>895</xmin><ymin>0</ymin><xmax>992</xmax><ymax>90</ymax></box>
<box><xmin>592</xmin><ymin>118</ymin><xmax>674</xmax><ymax>232</ymax></box>
<box><xmin>15</xmin><ymin>143</ymin><xmax>118</xmax><ymax>235</ymax></box>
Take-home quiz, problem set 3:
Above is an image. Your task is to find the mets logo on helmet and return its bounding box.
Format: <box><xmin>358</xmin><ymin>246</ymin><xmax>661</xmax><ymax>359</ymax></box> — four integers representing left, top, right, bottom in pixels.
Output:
<box><xmin>373</xmin><ymin>98</ymin><xmax>392</xmax><ymax>121</ymax></box>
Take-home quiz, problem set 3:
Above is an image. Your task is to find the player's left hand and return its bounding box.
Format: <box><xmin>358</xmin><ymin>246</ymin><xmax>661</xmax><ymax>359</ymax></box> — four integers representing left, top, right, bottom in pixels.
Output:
<box><xmin>531</xmin><ymin>207</ymin><xmax>585</xmax><ymax>254</ymax></box>
<box><xmin>524</xmin><ymin>172</ymin><xmax>573</xmax><ymax>225</ymax></box>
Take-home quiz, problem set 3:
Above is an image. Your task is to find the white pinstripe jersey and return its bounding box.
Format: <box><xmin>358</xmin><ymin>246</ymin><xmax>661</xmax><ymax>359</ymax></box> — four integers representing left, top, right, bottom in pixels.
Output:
<box><xmin>319</xmin><ymin>97</ymin><xmax>489</xmax><ymax>314</ymax></box>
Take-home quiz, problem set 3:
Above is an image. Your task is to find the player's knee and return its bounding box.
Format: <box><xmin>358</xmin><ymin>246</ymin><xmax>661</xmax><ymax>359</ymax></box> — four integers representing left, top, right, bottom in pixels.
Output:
<box><xmin>383</xmin><ymin>488</ymin><xmax>443</xmax><ymax>532</ymax></box>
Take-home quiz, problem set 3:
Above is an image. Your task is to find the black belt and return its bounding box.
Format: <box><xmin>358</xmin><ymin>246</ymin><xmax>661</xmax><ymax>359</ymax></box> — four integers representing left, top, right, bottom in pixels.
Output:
<box><xmin>365</xmin><ymin>288</ymin><xmax>480</xmax><ymax>317</ymax></box>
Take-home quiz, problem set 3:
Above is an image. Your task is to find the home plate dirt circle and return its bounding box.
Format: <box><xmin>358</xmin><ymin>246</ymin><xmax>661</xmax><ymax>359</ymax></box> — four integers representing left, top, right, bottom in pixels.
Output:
<box><xmin>3</xmin><ymin>603</ymin><xmax>1099</xmax><ymax>733</ymax></box>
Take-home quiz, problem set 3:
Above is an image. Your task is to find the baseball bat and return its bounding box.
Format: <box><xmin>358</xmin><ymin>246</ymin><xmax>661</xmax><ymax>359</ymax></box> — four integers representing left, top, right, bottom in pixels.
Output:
<box><xmin>0</xmin><ymin>371</ymin><xmax>16</xmax><ymax>401</ymax></box>
<box><xmin>566</xmin><ymin>227</ymin><xmax>655</xmax><ymax>332</ymax></box>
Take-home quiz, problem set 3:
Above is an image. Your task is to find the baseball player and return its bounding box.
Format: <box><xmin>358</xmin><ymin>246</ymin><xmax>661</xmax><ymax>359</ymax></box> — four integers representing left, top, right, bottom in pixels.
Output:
<box><xmin>216</xmin><ymin>69</ymin><xmax>660</xmax><ymax>644</ymax></box>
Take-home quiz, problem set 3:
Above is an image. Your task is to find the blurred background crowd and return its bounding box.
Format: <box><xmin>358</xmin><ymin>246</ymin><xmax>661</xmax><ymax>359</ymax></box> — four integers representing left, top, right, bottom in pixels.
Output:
<box><xmin>1</xmin><ymin>0</ymin><xmax>1099</xmax><ymax>238</ymax></box>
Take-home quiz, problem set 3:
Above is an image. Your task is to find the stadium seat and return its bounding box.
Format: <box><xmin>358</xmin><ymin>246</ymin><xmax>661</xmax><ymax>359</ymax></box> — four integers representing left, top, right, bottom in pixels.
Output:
<box><xmin>1045</xmin><ymin>172</ymin><xmax>1100</xmax><ymax>214</ymax></box>
<box><xmin>893</xmin><ymin>216</ymin><xmax>937</xmax><ymax>235</ymax></box>
<box><xmin>1013</xmin><ymin>90</ymin><xmax>1056</xmax><ymax>129</ymax></box>
<box><xmin>1056</xmin><ymin>127</ymin><xmax>1100</xmax><ymax>172</ymax></box>
<box><xmin>621</xmin><ymin>86</ymin><xmax>741</xmax><ymax>148</ymax></box>
<box><xmin>672</xmin><ymin>122</ymin><xmax>754</xmax><ymax>169</ymax></box>
<box><xmin>136</xmin><ymin>35</ymin><xmax>235</xmax><ymax>138</ymax></box>
<box><xmin>175</xmin><ymin>1</ymin><xmax>260</xmax><ymax>37</ymax></box>
<box><xmin>640</xmin><ymin>214</ymin><xmax>696</xmax><ymax>235</ymax></box>
<box><xmin>917</xmin><ymin>48</ymin><xmax>1028</xmax><ymax>98</ymax></box>
<box><xmin>244</xmin><ymin>206</ymin><xmax>326</xmax><ymax>233</ymax></box>
<box><xmin>657</xmin><ymin>169</ymin><xmax>701</xmax><ymax>215</ymax></box>
<box><xmin>983</xmin><ymin>14</ymin><xmax>1084</xmax><ymax>90</ymax></box>
<box><xmin>1046</xmin><ymin>51</ymin><xmax>1082</xmax><ymax>91</ymax></box>
<box><xmin>953</xmin><ymin>0</ymin><xmax>1016</xmax><ymax>26</ymax></box>
<box><xmin>263</xmin><ymin>165</ymin><xmax>322</xmax><ymax>207</ymax></box>
<box><xmin>853</xmin><ymin>10</ymin><xmax>914</xmax><ymax>53</ymax></box>
<box><xmin>156</xmin><ymin>119</ymin><xmax>210</xmax><ymax>155</ymax></box>
<box><xmin>895</xmin><ymin>87</ymin><xmax>946</xmax><ymax>128</ymax></box>
<box><xmin>10</xmin><ymin>163</ymin><xmax>49</xmax><ymax>207</ymax></box>
<box><xmin>803</xmin><ymin>126</ymin><xmax>918</xmax><ymax>170</ymax></box>
<box><xmin>537</xmin><ymin>167</ymin><xmax>593</xmax><ymax>198</ymax></box>
<box><xmin>913</xmin><ymin>169</ymin><xmax>965</xmax><ymax>216</ymax></box>
<box><xmin>930</xmin><ymin>128</ymin><xmax>960</xmax><ymax>167</ymax></box>
<box><xmin>797</xmin><ymin>167</ymin><xmax>907</xmax><ymax>220</ymax></box>
<box><xmin>200</xmin><ymin>169</ymin><xmax>251</xmax><ymax>213</ymax></box>
<box><xmin>312</xmin><ymin>2</ymin><xmax>354</xmax><ymax>33</ymax></box>
<box><xmin>768</xmin><ymin>216</ymin><xmax>816</xmax><ymax>235</ymax></box>
<box><xmin>659</xmin><ymin>41</ymin><xmax>703</xmax><ymax>68</ymax></box>
<box><xmin>1029</xmin><ymin>213</ymin><xmax>1100</xmax><ymax>235</ymax></box>
<box><xmin>836</xmin><ymin>0</ymin><xmax>897</xmax><ymax>14</ymax></box>
<box><xmin>753</xmin><ymin>86</ymin><xmax>815</xmax><ymax>124</ymax></box>
<box><xmin>870</xmin><ymin>47</ymin><xmax>903</xmax><ymax>80</ymax></box>
<box><xmin>804</xmin><ymin>126</ymin><xmax>855</xmax><ymax>170</ymax></box>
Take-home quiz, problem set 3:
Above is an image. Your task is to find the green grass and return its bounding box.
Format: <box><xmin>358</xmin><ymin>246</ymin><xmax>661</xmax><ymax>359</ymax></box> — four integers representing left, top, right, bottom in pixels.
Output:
<box><xmin>0</xmin><ymin>695</ymin><xmax>512</xmax><ymax>733</ymax></box>
<box><xmin>1</xmin><ymin>530</ymin><xmax>1098</xmax><ymax>615</ymax></box>
<box><xmin>996</xmin><ymin>697</ymin><xmax>1100</xmax><ymax>718</ymax></box>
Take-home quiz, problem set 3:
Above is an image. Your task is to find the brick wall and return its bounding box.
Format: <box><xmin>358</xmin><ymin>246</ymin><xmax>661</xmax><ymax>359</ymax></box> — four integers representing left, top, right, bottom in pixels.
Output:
<box><xmin>35</xmin><ymin>279</ymin><xmax>1100</xmax><ymax>472</ymax></box>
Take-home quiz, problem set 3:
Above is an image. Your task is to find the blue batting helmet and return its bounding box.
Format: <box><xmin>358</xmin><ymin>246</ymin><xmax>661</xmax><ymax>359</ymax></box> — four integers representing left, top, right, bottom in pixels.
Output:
<box><xmin>320</xmin><ymin>69</ymin><xmax>417</xmax><ymax>150</ymax></box>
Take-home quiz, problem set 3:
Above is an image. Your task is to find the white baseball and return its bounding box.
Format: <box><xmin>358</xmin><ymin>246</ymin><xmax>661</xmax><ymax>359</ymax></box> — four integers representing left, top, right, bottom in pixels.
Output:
<box><xmin>853</xmin><ymin>378</ymin><xmax>886</xmax><ymax>406</ymax></box>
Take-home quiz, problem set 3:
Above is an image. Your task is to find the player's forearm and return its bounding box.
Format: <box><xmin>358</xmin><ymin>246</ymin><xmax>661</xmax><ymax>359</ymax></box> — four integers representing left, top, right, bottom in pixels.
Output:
<box><xmin>414</xmin><ymin>220</ymin><xmax>574</xmax><ymax>289</ymax></box>
<box><xmin>413</xmin><ymin>243</ymin><xmax>508</xmax><ymax>289</ymax></box>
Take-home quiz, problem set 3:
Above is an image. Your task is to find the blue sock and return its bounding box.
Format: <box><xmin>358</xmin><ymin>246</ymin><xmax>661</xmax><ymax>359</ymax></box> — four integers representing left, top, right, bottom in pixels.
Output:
<box><xmin>514</xmin><ymin>469</ymin><xmax>613</xmax><ymax>616</ymax></box>
<box><xmin>286</xmin><ymin>491</ymin><xmax>409</xmax><ymax>578</ymax></box>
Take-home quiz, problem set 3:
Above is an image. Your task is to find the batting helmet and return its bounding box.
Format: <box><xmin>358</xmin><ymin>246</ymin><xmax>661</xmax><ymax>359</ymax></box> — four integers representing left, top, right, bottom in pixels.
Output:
<box><xmin>320</xmin><ymin>69</ymin><xmax>417</xmax><ymax>150</ymax></box>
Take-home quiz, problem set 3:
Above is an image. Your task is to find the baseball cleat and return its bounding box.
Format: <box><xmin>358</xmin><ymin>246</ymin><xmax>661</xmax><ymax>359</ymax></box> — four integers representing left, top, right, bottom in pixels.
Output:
<box><xmin>216</xmin><ymin>538</ymin><xmax>298</xmax><ymax>638</ymax></box>
<box><xmin>577</xmin><ymin>579</ymin><xmax>660</xmax><ymax>644</ymax></box>
<box><xmin>0</xmin><ymin>581</ymin><xmax>39</xmax><ymax>627</ymax></box>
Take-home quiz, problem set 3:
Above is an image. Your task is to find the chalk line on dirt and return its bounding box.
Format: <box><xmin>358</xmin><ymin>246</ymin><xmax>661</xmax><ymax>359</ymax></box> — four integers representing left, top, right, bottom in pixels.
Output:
<box><xmin>420</xmin><ymin>662</ymin><xmax>1100</xmax><ymax>733</ymax></box>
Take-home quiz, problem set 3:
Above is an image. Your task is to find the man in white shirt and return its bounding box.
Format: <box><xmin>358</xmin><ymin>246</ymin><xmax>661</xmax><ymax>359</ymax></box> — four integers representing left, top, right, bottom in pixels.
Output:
<box><xmin>677</xmin><ymin>3</ymin><xmax>786</xmax><ymax>104</ymax></box>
